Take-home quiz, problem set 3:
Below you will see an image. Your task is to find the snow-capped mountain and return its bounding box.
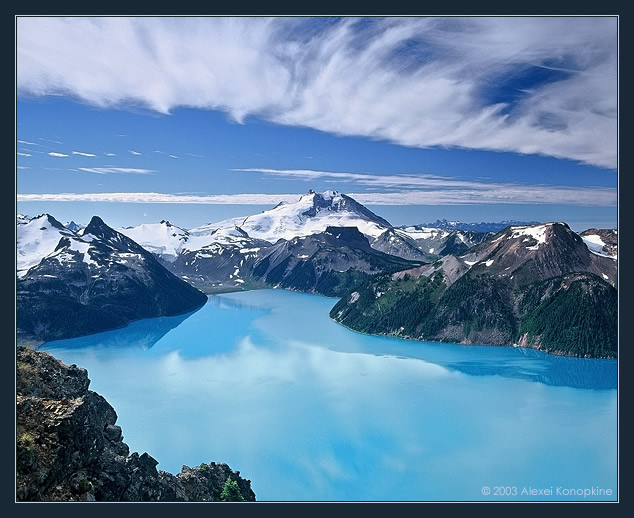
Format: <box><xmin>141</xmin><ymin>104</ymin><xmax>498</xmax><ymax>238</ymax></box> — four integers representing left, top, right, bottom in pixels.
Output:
<box><xmin>458</xmin><ymin>222</ymin><xmax>617</xmax><ymax>287</ymax></box>
<box><xmin>237</xmin><ymin>190</ymin><xmax>392</xmax><ymax>242</ymax></box>
<box><xmin>160</xmin><ymin>227</ymin><xmax>272</xmax><ymax>292</ymax></box>
<box><xmin>383</xmin><ymin>225</ymin><xmax>492</xmax><ymax>259</ymax></box>
<box><xmin>17</xmin><ymin>214</ymin><xmax>79</xmax><ymax>278</ymax></box>
<box><xmin>117</xmin><ymin>220</ymin><xmax>190</xmax><ymax>262</ymax></box>
<box><xmin>17</xmin><ymin>215</ymin><xmax>207</xmax><ymax>344</ymax></box>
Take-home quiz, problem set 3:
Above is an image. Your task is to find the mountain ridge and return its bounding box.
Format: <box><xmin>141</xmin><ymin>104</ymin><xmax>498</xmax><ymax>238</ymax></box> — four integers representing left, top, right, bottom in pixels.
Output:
<box><xmin>330</xmin><ymin>221</ymin><xmax>617</xmax><ymax>358</ymax></box>
<box><xmin>16</xmin><ymin>214</ymin><xmax>207</xmax><ymax>345</ymax></box>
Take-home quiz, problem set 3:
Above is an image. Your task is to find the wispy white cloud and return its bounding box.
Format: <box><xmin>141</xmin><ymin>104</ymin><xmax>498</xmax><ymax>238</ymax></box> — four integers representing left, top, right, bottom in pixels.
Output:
<box><xmin>104</xmin><ymin>152</ymin><xmax>117</xmax><ymax>156</ymax></box>
<box><xmin>17</xmin><ymin>152</ymin><xmax>32</xmax><ymax>157</ymax></box>
<box><xmin>129</xmin><ymin>150</ymin><xmax>142</xmax><ymax>156</ymax></box>
<box><xmin>169</xmin><ymin>154</ymin><xmax>178</xmax><ymax>159</ymax></box>
<box><xmin>16</xmin><ymin>16</ymin><xmax>617</xmax><ymax>168</ymax></box>
<box><xmin>233</xmin><ymin>167</ymin><xmax>616</xmax><ymax>206</ymax></box>
<box><xmin>17</xmin><ymin>139</ymin><xmax>38</xmax><ymax>146</ymax></box>
<box><xmin>16</xmin><ymin>192</ymin><xmax>299</xmax><ymax>204</ymax></box>
<box><xmin>72</xmin><ymin>150</ymin><xmax>97</xmax><ymax>157</ymax></box>
<box><xmin>17</xmin><ymin>166</ymin><xmax>30</xmax><ymax>169</ymax></box>
<box><xmin>16</xmin><ymin>186</ymin><xmax>615</xmax><ymax>207</ymax></box>
<box><xmin>233</xmin><ymin>167</ymin><xmax>477</xmax><ymax>189</ymax></box>
<box><xmin>48</xmin><ymin>151</ymin><xmax>69</xmax><ymax>157</ymax></box>
<box><xmin>185</xmin><ymin>152</ymin><xmax>204</xmax><ymax>158</ymax></box>
<box><xmin>76</xmin><ymin>167</ymin><xmax>157</xmax><ymax>175</ymax></box>
<box><xmin>39</xmin><ymin>137</ymin><xmax>63</xmax><ymax>145</ymax></box>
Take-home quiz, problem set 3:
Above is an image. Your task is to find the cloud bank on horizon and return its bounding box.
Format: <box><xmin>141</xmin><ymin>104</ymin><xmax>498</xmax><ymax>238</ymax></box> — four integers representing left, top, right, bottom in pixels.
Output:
<box><xmin>16</xmin><ymin>16</ymin><xmax>618</xmax><ymax>169</ymax></box>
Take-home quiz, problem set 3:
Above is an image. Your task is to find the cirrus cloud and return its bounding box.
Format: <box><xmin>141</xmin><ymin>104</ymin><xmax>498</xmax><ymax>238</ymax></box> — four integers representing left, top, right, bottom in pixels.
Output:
<box><xmin>16</xmin><ymin>16</ymin><xmax>617</xmax><ymax>169</ymax></box>
<box><xmin>76</xmin><ymin>167</ymin><xmax>157</xmax><ymax>175</ymax></box>
<box><xmin>16</xmin><ymin>183</ymin><xmax>615</xmax><ymax>207</ymax></box>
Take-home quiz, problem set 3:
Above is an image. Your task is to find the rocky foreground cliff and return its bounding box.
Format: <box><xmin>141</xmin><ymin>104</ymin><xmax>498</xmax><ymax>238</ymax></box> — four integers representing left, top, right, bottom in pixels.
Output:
<box><xmin>16</xmin><ymin>347</ymin><xmax>255</xmax><ymax>502</ymax></box>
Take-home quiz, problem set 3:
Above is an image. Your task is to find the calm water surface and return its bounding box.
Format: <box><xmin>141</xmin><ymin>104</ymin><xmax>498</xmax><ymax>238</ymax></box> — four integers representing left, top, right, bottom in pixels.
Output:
<box><xmin>41</xmin><ymin>289</ymin><xmax>618</xmax><ymax>501</ymax></box>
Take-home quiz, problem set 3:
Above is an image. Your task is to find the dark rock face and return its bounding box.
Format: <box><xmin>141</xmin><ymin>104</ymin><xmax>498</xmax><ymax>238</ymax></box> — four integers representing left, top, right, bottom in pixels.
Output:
<box><xmin>161</xmin><ymin>237</ymin><xmax>271</xmax><ymax>293</ymax></box>
<box><xmin>253</xmin><ymin>226</ymin><xmax>422</xmax><ymax>297</ymax></box>
<box><xmin>16</xmin><ymin>347</ymin><xmax>255</xmax><ymax>502</ymax></box>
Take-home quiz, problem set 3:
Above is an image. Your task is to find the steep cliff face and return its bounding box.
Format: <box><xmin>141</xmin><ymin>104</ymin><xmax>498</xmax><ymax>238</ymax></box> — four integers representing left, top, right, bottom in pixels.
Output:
<box><xmin>16</xmin><ymin>347</ymin><xmax>255</xmax><ymax>502</ymax></box>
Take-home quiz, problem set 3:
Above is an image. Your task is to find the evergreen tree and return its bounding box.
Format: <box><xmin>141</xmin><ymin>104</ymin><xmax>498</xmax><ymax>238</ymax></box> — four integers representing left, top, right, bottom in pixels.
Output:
<box><xmin>220</xmin><ymin>477</ymin><xmax>245</xmax><ymax>502</ymax></box>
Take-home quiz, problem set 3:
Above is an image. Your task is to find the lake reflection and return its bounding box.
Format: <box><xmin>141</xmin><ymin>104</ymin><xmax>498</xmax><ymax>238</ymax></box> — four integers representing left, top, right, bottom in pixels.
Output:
<box><xmin>41</xmin><ymin>289</ymin><xmax>617</xmax><ymax>501</ymax></box>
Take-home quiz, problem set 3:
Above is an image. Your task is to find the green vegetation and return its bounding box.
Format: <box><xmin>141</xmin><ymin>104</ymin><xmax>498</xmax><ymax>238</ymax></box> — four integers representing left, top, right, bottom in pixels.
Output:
<box><xmin>330</xmin><ymin>272</ymin><xmax>445</xmax><ymax>337</ymax></box>
<box><xmin>77</xmin><ymin>478</ymin><xmax>93</xmax><ymax>494</ymax></box>
<box><xmin>331</xmin><ymin>270</ymin><xmax>617</xmax><ymax>358</ymax></box>
<box><xmin>17</xmin><ymin>430</ymin><xmax>37</xmax><ymax>471</ymax></box>
<box><xmin>429</xmin><ymin>273</ymin><xmax>517</xmax><ymax>342</ymax></box>
<box><xmin>518</xmin><ymin>274</ymin><xmax>617</xmax><ymax>357</ymax></box>
<box><xmin>220</xmin><ymin>477</ymin><xmax>245</xmax><ymax>502</ymax></box>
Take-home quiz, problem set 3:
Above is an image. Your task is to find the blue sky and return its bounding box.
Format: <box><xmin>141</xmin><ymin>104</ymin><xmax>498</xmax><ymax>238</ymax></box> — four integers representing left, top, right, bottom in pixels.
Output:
<box><xmin>16</xmin><ymin>16</ymin><xmax>618</xmax><ymax>231</ymax></box>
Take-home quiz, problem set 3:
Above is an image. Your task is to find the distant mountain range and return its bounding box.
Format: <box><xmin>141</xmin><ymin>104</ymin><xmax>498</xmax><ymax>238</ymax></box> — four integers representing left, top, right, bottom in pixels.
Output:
<box><xmin>419</xmin><ymin>218</ymin><xmax>542</xmax><ymax>232</ymax></box>
<box><xmin>16</xmin><ymin>190</ymin><xmax>618</xmax><ymax>357</ymax></box>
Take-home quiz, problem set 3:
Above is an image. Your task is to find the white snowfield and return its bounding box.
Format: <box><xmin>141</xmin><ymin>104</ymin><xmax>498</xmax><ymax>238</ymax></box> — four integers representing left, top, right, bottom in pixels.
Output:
<box><xmin>17</xmin><ymin>214</ymin><xmax>150</xmax><ymax>277</ymax></box>
<box><xmin>122</xmin><ymin>190</ymin><xmax>389</xmax><ymax>250</ymax></box>
<box><xmin>117</xmin><ymin>222</ymin><xmax>189</xmax><ymax>261</ymax></box>
<box><xmin>509</xmin><ymin>224</ymin><xmax>549</xmax><ymax>250</ymax></box>
<box><xmin>114</xmin><ymin>191</ymin><xmax>392</xmax><ymax>257</ymax></box>
<box><xmin>238</xmin><ymin>190</ymin><xmax>387</xmax><ymax>242</ymax></box>
<box><xmin>394</xmin><ymin>226</ymin><xmax>447</xmax><ymax>241</ymax></box>
<box><xmin>581</xmin><ymin>234</ymin><xmax>617</xmax><ymax>259</ymax></box>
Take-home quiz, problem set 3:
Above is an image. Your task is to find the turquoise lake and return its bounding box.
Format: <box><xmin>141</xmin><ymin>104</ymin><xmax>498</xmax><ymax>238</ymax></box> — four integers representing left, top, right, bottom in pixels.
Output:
<box><xmin>41</xmin><ymin>289</ymin><xmax>618</xmax><ymax>502</ymax></box>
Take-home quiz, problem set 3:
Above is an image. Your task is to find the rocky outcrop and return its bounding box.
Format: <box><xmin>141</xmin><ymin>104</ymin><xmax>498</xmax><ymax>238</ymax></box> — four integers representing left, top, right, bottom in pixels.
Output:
<box><xmin>16</xmin><ymin>347</ymin><xmax>255</xmax><ymax>502</ymax></box>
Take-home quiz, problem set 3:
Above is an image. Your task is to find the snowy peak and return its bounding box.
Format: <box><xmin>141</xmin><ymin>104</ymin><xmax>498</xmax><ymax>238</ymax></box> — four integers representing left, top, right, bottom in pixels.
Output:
<box><xmin>16</xmin><ymin>214</ymin><xmax>79</xmax><ymax>278</ymax></box>
<box><xmin>83</xmin><ymin>216</ymin><xmax>149</xmax><ymax>255</ymax></box>
<box><xmin>117</xmin><ymin>220</ymin><xmax>190</xmax><ymax>262</ymax></box>
<box><xmin>65</xmin><ymin>220</ymin><xmax>84</xmax><ymax>233</ymax></box>
<box><xmin>458</xmin><ymin>222</ymin><xmax>616</xmax><ymax>286</ymax></box>
<box><xmin>239</xmin><ymin>190</ymin><xmax>391</xmax><ymax>242</ymax></box>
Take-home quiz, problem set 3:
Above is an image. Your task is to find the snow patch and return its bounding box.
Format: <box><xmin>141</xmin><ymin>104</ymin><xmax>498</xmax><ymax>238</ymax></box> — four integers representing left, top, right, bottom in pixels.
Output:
<box><xmin>510</xmin><ymin>225</ymin><xmax>548</xmax><ymax>249</ymax></box>
<box><xmin>581</xmin><ymin>235</ymin><xmax>615</xmax><ymax>259</ymax></box>
<box><xmin>485</xmin><ymin>259</ymin><xmax>494</xmax><ymax>267</ymax></box>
